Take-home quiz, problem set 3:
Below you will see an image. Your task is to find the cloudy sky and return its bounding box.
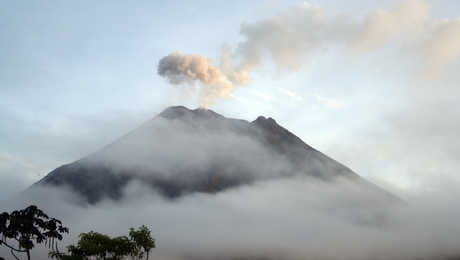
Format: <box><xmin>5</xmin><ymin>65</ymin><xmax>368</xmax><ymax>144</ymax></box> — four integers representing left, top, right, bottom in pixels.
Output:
<box><xmin>1</xmin><ymin>0</ymin><xmax>460</xmax><ymax>199</ymax></box>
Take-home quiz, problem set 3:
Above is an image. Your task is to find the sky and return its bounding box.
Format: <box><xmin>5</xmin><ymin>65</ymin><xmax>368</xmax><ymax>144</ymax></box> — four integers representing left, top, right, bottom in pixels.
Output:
<box><xmin>1</xmin><ymin>0</ymin><xmax>460</xmax><ymax>200</ymax></box>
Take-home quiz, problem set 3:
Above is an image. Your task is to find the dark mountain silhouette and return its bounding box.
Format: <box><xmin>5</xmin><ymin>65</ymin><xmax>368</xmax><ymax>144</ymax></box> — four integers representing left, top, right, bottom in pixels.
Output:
<box><xmin>33</xmin><ymin>106</ymin><xmax>395</xmax><ymax>204</ymax></box>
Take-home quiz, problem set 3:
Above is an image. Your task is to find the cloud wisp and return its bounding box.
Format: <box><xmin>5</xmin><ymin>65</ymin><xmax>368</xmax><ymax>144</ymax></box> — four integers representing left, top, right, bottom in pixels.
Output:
<box><xmin>157</xmin><ymin>0</ymin><xmax>460</xmax><ymax>107</ymax></box>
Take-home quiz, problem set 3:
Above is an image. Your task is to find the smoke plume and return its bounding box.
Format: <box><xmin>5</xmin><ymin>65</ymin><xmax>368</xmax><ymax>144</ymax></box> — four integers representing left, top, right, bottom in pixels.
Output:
<box><xmin>352</xmin><ymin>0</ymin><xmax>431</xmax><ymax>52</ymax></box>
<box><xmin>418</xmin><ymin>18</ymin><xmax>460</xmax><ymax>76</ymax></box>
<box><xmin>157</xmin><ymin>0</ymin><xmax>460</xmax><ymax>107</ymax></box>
<box><xmin>158</xmin><ymin>52</ymin><xmax>237</xmax><ymax>108</ymax></box>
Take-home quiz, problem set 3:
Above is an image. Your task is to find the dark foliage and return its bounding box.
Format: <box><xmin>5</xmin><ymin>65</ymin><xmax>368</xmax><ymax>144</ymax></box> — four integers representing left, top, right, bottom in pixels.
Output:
<box><xmin>0</xmin><ymin>205</ymin><xmax>69</xmax><ymax>260</ymax></box>
<box><xmin>50</xmin><ymin>225</ymin><xmax>155</xmax><ymax>260</ymax></box>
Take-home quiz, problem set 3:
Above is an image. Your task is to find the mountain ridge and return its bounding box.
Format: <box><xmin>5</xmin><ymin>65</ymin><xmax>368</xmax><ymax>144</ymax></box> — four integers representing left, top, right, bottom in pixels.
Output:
<box><xmin>34</xmin><ymin>106</ymin><xmax>395</xmax><ymax>204</ymax></box>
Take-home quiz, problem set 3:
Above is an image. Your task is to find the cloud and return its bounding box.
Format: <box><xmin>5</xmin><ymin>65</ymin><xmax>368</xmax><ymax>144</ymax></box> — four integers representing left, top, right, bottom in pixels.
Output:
<box><xmin>2</xmin><ymin>107</ymin><xmax>459</xmax><ymax>259</ymax></box>
<box><xmin>157</xmin><ymin>0</ymin><xmax>460</xmax><ymax>107</ymax></box>
<box><xmin>0</xmin><ymin>152</ymin><xmax>40</xmax><ymax>198</ymax></box>
<box><xmin>3</xmin><ymin>176</ymin><xmax>460</xmax><ymax>260</ymax></box>
<box><xmin>418</xmin><ymin>18</ymin><xmax>460</xmax><ymax>76</ymax></box>
<box><xmin>277</xmin><ymin>87</ymin><xmax>304</xmax><ymax>101</ymax></box>
<box><xmin>314</xmin><ymin>94</ymin><xmax>344</xmax><ymax>109</ymax></box>
<box><xmin>352</xmin><ymin>0</ymin><xmax>431</xmax><ymax>52</ymax></box>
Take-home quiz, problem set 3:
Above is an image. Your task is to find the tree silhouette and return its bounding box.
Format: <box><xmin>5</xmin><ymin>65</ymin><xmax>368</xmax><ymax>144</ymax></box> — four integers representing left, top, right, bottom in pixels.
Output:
<box><xmin>0</xmin><ymin>205</ymin><xmax>69</xmax><ymax>260</ymax></box>
<box><xmin>129</xmin><ymin>226</ymin><xmax>155</xmax><ymax>260</ymax></box>
<box><xmin>50</xmin><ymin>226</ymin><xmax>155</xmax><ymax>260</ymax></box>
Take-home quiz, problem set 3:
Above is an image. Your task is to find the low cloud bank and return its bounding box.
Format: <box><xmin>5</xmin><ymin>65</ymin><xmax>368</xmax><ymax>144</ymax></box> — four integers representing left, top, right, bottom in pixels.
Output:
<box><xmin>3</xmin><ymin>175</ymin><xmax>460</xmax><ymax>260</ymax></box>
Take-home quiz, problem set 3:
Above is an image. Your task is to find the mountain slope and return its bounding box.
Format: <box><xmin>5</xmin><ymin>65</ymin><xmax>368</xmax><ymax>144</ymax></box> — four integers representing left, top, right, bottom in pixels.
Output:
<box><xmin>34</xmin><ymin>106</ymin><xmax>394</xmax><ymax>204</ymax></box>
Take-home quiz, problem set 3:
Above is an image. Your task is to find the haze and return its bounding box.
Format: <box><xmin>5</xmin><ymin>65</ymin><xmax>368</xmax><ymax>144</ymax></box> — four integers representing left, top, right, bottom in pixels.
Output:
<box><xmin>1</xmin><ymin>0</ymin><xmax>460</xmax><ymax>259</ymax></box>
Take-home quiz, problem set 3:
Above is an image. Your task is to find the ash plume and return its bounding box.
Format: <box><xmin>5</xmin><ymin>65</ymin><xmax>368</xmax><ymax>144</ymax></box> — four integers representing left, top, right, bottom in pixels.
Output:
<box><xmin>352</xmin><ymin>0</ymin><xmax>431</xmax><ymax>52</ymax></box>
<box><xmin>157</xmin><ymin>52</ymin><xmax>249</xmax><ymax>108</ymax></box>
<box><xmin>157</xmin><ymin>0</ymin><xmax>460</xmax><ymax>107</ymax></box>
<box><xmin>418</xmin><ymin>18</ymin><xmax>460</xmax><ymax>76</ymax></box>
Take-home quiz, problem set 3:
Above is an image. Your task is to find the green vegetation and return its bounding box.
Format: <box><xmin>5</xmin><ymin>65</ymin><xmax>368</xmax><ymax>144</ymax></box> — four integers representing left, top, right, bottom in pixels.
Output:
<box><xmin>1</xmin><ymin>205</ymin><xmax>155</xmax><ymax>260</ymax></box>
<box><xmin>0</xmin><ymin>205</ymin><xmax>69</xmax><ymax>260</ymax></box>
<box><xmin>50</xmin><ymin>226</ymin><xmax>155</xmax><ymax>260</ymax></box>
<box><xmin>129</xmin><ymin>226</ymin><xmax>156</xmax><ymax>260</ymax></box>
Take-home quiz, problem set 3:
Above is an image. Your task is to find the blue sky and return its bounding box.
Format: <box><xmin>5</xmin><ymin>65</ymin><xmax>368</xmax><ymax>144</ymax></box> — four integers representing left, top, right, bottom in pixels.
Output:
<box><xmin>1</xmin><ymin>0</ymin><xmax>460</xmax><ymax>199</ymax></box>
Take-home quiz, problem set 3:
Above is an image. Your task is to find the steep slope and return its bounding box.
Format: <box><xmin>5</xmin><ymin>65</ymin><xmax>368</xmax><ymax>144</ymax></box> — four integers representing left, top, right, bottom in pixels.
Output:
<box><xmin>34</xmin><ymin>106</ymin><xmax>393</xmax><ymax>204</ymax></box>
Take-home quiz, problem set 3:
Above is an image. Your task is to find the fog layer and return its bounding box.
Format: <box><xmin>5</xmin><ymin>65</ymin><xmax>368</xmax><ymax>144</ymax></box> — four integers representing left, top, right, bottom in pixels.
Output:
<box><xmin>3</xmin><ymin>175</ymin><xmax>460</xmax><ymax>260</ymax></box>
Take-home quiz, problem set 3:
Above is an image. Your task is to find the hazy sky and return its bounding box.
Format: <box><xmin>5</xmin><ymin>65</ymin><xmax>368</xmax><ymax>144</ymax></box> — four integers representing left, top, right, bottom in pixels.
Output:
<box><xmin>1</xmin><ymin>0</ymin><xmax>460</xmax><ymax>199</ymax></box>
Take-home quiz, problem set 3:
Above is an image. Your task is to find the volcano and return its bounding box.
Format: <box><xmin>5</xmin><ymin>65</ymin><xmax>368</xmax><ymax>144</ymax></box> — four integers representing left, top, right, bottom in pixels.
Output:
<box><xmin>33</xmin><ymin>106</ymin><xmax>395</xmax><ymax>204</ymax></box>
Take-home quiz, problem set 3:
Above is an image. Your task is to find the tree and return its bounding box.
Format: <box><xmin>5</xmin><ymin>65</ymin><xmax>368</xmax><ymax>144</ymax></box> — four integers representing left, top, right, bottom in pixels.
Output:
<box><xmin>74</xmin><ymin>231</ymin><xmax>113</xmax><ymax>259</ymax></box>
<box><xmin>129</xmin><ymin>226</ymin><xmax>155</xmax><ymax>260</ymax></box>
<box><xmin>109</xmin><ymin>236</ymin><xmax>137</xmax><ymax>260</ymax></box>
<box><xmin>0</xmin><ymin>205</ymin><xmax>69</xmax><ymax>260</ymax></box>
<box><xmin>50</xmin><ymin>226</ymin><xmax>155</xmax><ymax>260</ymax></box>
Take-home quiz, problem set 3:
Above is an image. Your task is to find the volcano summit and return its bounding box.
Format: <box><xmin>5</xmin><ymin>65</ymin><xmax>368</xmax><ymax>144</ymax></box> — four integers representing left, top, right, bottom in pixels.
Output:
<box><xmin>33</xmin><ymin>106</ymin><xmax>395</xmax><ymax>204</ymax></box>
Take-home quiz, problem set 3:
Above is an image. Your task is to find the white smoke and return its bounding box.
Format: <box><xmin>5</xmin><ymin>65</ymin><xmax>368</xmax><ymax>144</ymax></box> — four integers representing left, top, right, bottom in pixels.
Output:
<box><xmin>418</xmin><ymin>18</ymin><xmax>460</xmax><ymax>77</ymax></box>
<box><xmin>157</xmin><ymin>52</ymin><xmax>233</xmax><ymax>108</ymax></box>
<box><xmin>352</xmin><ymin>0</ymin><xmax>431</xmax><ymax>52</ymax></box>
<box><xmin>157</xmin><ymin>0</ymin><xmax>460</xmax><ymax>107</ymax></box>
